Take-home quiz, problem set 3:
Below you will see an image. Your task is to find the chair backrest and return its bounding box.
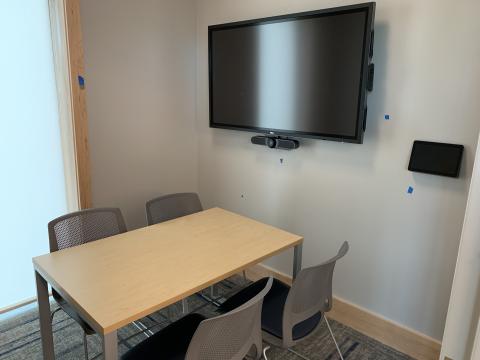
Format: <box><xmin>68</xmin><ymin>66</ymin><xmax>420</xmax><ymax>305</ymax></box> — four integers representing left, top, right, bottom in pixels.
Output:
<box><xmin>185</xmin><ymin>277</ymin><xmax>273</xmax><ymax>360</ymax></box>
<box><xmin>282</xmin><ymin>241</ymin><xmax>349</xmax><ymax>346</ymax></box>
<box><xmin>48</xmin><ymin>208</ymin><xmax>127</xmax><ymax>252</ymax></box>
<box><xmin>145</xmin><ymin>192</ymin><xmax>203</xmax><ymax>225</ymax></box>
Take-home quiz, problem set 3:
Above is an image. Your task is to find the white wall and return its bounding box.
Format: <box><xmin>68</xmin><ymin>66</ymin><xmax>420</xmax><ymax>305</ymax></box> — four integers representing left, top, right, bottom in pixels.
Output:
<box><xmin>80</xmin><ymin>0</ymin><xmax>198</xmax><ymax>229</ymax></box>
<box><xmin>80</xmin><ymin>0</ymin><xmax>480</xmax><ymax>341</ymax></box>
<box><xmin>471</xmin><ymin>320</ymin><xmax>480</xmax><ymax>360</ymax></box>
<box><xmin>441</xmin><ymin>132</ymin><xmax>480</xmax><ymax>359</ymax></box>
<box><xmin>195</xmin><ymin>0</ymin><xmax>480</xmax><ymax>340</ymax></box>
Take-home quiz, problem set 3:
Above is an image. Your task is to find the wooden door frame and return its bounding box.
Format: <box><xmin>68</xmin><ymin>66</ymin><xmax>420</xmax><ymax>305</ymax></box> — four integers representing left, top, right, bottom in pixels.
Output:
<box><xmin>49</xmin><ymin>0</ymin><xmax>92</xmax><ymax>210</ymax></box>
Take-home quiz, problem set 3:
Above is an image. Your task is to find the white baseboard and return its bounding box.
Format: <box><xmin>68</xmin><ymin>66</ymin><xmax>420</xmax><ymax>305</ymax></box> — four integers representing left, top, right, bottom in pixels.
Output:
<box><xmin>0</xmin><ymin>297</ymin><xmax>38</xmax><ymax>315</ymax></box>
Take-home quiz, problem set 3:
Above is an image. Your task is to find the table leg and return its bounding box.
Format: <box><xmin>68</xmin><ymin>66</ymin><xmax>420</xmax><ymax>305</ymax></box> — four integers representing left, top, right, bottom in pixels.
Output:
<box><xmin>35</xmin><ymin>270</ymin><xmax>55</xmax><ymax>360</ymax></box>
<box><xmin>293</xmin><ymin>243</ymin><xmax>303</xmax><ymax>279</ymax></box>
<box><xmin>182</xmin><ymin>298</ymin><xmax>189</xmax><ymax>313</ymax></box>
<box><xmin>103</xmin><ymin>331</ymin><xmax>118</xmax><ymax>360</ymax></box>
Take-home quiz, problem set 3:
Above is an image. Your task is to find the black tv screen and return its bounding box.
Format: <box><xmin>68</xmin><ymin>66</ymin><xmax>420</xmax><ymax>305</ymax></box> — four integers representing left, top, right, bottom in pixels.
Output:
<box><xmin>209</xmin><ymin>3</ymin><xmax>375</xmax><ymax>143</ymax></box>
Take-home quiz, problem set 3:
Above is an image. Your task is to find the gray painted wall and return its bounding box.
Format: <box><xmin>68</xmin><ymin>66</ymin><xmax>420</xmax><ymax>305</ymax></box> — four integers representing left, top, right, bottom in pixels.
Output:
<box><xmin>81</xmin><ymin>0</ymin><xmax>198</xmax><ymax>230</ymax></box>
<box><xmin>81</xmin><ymin>0</ymin><xmax>480</xmax><ymax>341</ymax></box>
<box><xmin>195</xmin><ymin>0</ymin><xmax>480</xmax><ymax>340</ymax></box>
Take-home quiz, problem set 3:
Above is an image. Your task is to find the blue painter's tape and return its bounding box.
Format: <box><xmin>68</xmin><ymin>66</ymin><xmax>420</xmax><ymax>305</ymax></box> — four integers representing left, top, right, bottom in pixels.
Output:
<box><xmin>407</xmin><ymin>186</ymin><xmax>414</xmax><ymax>194</ymax></box>
<box><xmin>384</xmin><ymin>114</ymin><xmax>390</xmax><ymax>120</ymax></box>
<box><xmin>78</xmin><ymin>75</ymin><xmax>85</xmax><ymax>89</ymax></box>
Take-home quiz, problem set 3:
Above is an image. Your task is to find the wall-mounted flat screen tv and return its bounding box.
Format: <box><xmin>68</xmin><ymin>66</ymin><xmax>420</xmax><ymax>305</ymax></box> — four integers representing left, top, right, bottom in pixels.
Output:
<box><xmin>209</xmin><ymin>2</ymin><xmax>376</xmax><ymax>144</ymax></box>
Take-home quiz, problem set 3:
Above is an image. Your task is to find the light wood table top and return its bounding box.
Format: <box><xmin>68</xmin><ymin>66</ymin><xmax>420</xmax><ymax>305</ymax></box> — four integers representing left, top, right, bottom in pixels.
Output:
<box><xmin>33</xmin><ymin>207</ymin><xmax>303</xmax><ymax>334</ymax></box>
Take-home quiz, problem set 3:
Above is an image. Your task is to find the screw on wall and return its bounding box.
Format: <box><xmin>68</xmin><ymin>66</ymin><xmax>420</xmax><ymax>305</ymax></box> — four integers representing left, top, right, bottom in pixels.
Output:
<box><xmin>280</xmin><ymin>158</ymin><xmax>284</xmax><ymax>164</ymax></box>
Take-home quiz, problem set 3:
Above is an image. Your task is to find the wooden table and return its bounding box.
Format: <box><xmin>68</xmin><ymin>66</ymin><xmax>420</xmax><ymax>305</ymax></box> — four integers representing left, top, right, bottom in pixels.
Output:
<box><xmin>33</xmin><ymin>207</ymin><xmax>303</xmax><ymax>359</ymax></box>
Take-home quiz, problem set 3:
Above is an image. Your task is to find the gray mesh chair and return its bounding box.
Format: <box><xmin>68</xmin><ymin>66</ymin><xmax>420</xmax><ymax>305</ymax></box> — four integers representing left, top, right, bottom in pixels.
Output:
<box><xmin>146</xmin><ymin>193</ymin><xmax>203</xmax><ymax>225</ymax></box>
<box><xmin>146</xmin><ymin>193</ymin><xmax>247</xmax><ymax>312</ymax></box>
<box><xmin>219</xmin><ymin>242</ymin><xmax>349</xmax><ymax>360</ymax></box>
<box><xmin>122</xmin><ymin>277</ymin><xmax>273</xmax><ymax>360</ymax></box>
<box><xmin>48</xmin><ymin>208</ymin><xmax>127</xmax><ymax>359</ymax></box>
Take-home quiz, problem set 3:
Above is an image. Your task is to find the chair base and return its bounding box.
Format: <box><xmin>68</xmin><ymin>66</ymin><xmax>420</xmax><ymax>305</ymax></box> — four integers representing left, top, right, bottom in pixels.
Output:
<box><xmin>83</xmin><ymin>331</ymin><xmax>89</xmax><ymax>360</ymax></box>
<box><xmin>263</xmin><ymin>315</ymin><xmax>344</xmax><ymax>360</ymax></box>
<box><xmin>262</xmin><ymin>346</ymin><xmax>271</xmax><ymax>360</ymax></box>
<box><xmin>324</xmin><ymin>316</ymin><xmax>344</xmax><ymax>360</ymax></box>
<box><xmin>132</xmin><ymin>320</ymin><xmax>154</xmax><ymax>338</ymax></box>
<box><xmin>182</xmin><ymin>298</ymin><xmax>188</xmax><ymax>313</ymax></box>
<box><xmin>182</xmin><ymin>288</ymin><xmax>219</xmax><ymax>314</ymax></box>
<box><xmin>287</xmin><ymin>348</ymin><xmax>310</xmax><ymax>360</ymax></box>
<box><xmin>52</xmin><ymin>308</ymin><xmax>90</xmax><ymax>360</ymax></box>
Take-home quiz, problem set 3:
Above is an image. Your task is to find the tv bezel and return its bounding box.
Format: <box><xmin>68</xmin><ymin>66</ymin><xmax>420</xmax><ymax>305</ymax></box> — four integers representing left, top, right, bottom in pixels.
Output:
<box><xmin>208</xmin><ymin>2</ymin><xmax>376</xmax><ymax>144</ymax></box>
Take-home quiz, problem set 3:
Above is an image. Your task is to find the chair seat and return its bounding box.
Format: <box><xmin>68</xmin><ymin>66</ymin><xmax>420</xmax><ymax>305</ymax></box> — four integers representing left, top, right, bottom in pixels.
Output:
<box><xmin>122</xmin><ymin>313</ymin><xmax>206</xmax><ymax>360</ymax></box>
<box><xmin>218</xmin><ymin>278</ymin><xmax>322</xmax><ymax>341</ymax></box>
<box><xmin>52</xmin><ymin>290</ymin><xmax>95</xmax><ymax>335</ymax></box>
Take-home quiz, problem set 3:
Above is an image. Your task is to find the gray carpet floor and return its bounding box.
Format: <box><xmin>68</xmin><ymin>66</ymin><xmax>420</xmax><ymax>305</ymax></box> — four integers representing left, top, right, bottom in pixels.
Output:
<box><xmin>0</xmin><ymin>277</ymin><xmax>413</xmax><ymax>360</ymax></box>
